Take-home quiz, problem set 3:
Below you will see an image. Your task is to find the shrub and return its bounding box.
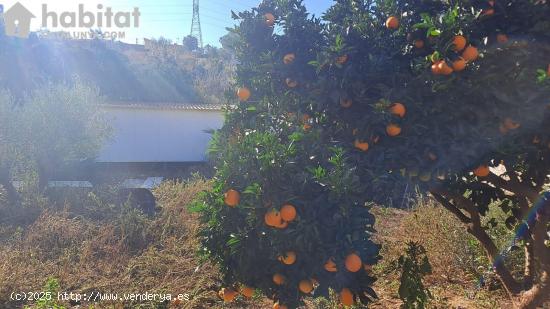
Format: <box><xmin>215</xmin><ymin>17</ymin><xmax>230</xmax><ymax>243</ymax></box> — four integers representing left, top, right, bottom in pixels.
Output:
<box><xmin>396</xmin><ymin>242</ymin><xmax>432</xmax><ymax>309</ymax></box>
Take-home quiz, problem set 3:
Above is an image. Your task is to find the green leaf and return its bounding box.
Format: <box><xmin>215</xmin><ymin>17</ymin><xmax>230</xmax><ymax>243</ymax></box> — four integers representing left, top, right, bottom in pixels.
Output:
<box><xmin>429</xmin><ymin>28</ymin><xmax>441</xmax><ymax>36</ymax></box>
<box><xmin>412</xmin><ymin>22</ymin><xmax>430</xmax><ymax>30</ymax></box>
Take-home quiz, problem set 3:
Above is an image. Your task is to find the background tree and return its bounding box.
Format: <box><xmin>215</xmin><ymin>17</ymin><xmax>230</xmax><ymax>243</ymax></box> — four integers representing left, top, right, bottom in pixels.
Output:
<box><xmin>0</xmin><ymin>82</ymin><xmax>111</xmax><ymax>203</ymax></box>
<box><xmin>0</xmin><ymin>91</ymin><xmax>21</xmax><ymax>204</ymax></box>
<box><xmin>183</xmin><ymin>35</ymin><xmax>199</xmax><ymax>51</ymax></box>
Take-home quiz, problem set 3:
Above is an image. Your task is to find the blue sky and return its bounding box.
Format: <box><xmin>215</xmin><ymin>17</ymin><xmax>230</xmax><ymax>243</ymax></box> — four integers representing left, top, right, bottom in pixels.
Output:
<box><xmin>1</xmin><ymin>0</ymin><xmax>332</xmax><ymax>46</ymax></box>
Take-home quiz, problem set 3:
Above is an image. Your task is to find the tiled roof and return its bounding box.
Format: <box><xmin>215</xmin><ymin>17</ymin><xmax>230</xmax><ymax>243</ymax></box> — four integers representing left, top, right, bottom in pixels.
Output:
<box><xmin>102</xmin><ymin>102</ymin><xmax>224</xmax><ymax>111</ymax></box>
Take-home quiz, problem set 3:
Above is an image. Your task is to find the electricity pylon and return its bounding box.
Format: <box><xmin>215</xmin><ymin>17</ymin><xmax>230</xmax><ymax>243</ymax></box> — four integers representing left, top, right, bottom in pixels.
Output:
<box><xmin>190</xmin><ymin>0</ymin><xmax>203</xmax><ymax>48</ymax></box>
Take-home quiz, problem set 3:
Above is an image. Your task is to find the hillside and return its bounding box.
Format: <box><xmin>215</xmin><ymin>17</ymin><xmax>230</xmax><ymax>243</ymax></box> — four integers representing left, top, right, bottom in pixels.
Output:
<box><xmin>0</xmin><ymin>35</ymin><xmax>233</xmax><ymax>104</ymax></box>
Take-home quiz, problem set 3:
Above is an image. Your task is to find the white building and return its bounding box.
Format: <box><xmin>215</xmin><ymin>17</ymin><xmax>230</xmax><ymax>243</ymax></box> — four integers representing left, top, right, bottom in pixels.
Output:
<box><xmin>98</xmin><ymin>103</ymin><xmax>224</xmax><ymax>163</ymax></box>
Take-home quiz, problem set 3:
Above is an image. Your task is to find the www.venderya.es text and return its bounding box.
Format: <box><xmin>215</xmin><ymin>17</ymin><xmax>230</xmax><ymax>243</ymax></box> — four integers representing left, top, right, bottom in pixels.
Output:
<box><xmin>11</xmin><ymin>291</ymin><xmax>190</xmax><ymax>303</ymax></box>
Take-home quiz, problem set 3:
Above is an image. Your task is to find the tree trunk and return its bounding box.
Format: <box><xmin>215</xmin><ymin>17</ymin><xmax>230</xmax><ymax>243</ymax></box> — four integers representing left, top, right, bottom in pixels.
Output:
<box><xmin>516</xmin><ymin>270</ymin><xmax>549</xmax><ymax>309</ymax></box>
<box><xmin>430</xmin><ymin>188</ymin><xmax>550</xmax><ymax>309</ymax></box>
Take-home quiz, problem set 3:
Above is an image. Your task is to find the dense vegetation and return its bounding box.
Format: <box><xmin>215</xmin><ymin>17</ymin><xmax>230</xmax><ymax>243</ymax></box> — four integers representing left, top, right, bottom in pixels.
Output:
<box><xmin>0</xmin><ymin>83</ymin><xmax>111</xmax><ymax>210</ymax></box>
<box><xmin>195</xmin><ymin>0</ymin><xmax>550</xmax><ymax>308</ymax></box>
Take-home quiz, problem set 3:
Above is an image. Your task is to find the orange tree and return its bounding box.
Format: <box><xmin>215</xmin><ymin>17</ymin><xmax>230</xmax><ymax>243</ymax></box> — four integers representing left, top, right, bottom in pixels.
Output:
<box><xmin>192</xmin><ymin>1</ymin><xmax>379</xmax><ymax>308</ymax></box>
<box><xmin>317</xmin><ymin>0</ymin><xmax>550</xmax><ymax>307</ymax></box>
<box><xmin>194</xmin><ymin>0</ymin><xmax>550</xmax><ymax>308</ymax></box>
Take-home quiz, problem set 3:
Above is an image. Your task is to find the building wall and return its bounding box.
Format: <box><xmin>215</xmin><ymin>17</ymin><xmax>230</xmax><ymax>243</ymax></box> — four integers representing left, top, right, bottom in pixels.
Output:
<box><xmin>97</xmin><ymin>106</ymin><xmax>224</xmax><ymax>163</ymax></box>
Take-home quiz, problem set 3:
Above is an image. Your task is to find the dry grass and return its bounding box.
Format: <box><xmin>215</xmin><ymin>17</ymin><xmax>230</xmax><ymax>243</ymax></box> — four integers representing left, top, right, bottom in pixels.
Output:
<box><xmin>369</xmin><ymin>198</ymin><xmax>513</xmax><ymax>309</ymax></box>
<box><xmin>0</xmin><ymin>178</ymin><xmax>267</xmax><ymax>308</ymax></box>
<box><xmin>0</xmin><ymin>180</ymin><xmax>519</xmax><ymax>309</ymax></box>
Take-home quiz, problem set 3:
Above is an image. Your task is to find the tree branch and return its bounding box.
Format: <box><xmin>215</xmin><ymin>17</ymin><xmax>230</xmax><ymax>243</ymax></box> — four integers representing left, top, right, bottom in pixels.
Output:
<box><xmin>485</xmin><ymin>172</ymin><xmax>539</xmax><ymax>203</ymax></box>
<box><xmin>429</xmin><ymin>191</ymin><xmax>471</xmax><ymax>224</ymax></box>
<box><xmin>434</xmin><ymin>189</ymin><xmax>523</xmax><ymax>296</ymax></box>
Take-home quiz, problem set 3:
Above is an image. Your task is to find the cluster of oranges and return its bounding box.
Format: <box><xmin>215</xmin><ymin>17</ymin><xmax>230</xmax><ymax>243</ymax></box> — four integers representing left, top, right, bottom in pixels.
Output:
<box><xmin>387</xmin><ymin>102</ymin><xmax>406</xmax><ymax>137</ymax></box>
<box><xmin>218</xmin><ymin>285</ymin><xmax>255</xmax><ymax>303</ymax></box>
<box><xmin>322</xmin><ymin>253</ymin><xmax>370</xmax><ymax>306</ymax></box>
<box><xmin>224</xmin><ymin>189</ymin><xmax>298</xmax><ymax>230</ymax></box>
<box><xmin>354</xmin><ymin>103</ymin><xmax>406</xmax><ymax>152</ymax></box>
<box><xmin>265</xmin><ymin>204</ymin><xmax>297</xmax><ymax>229</ymax></box>
<box><xmin>223</xmin><ymin>185</ymin><xmax>365</xmax><ymax>307</ymax></box>
<box><xmin>270</xmin><ymin>252</ymin><xmax>368</xmax><ymax>307</ymax></box>
<box><xmin>431</xmin><ymin>35</ymin><xmax>478</xmax><ymax>75</ymax></box>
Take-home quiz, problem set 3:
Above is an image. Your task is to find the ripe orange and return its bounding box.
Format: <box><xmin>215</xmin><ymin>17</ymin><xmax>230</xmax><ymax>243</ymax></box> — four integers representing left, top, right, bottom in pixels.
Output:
<box><xmin>265</xmin><ymin>209</ymin><xmax>283</xmax><ymax>227</ymax></box>
<box><xmin>237</xmin><ymin>87</ymin><xmax>251</xmax><ymax>102</ymax></box>
<box><xmin>224</xmin><ymin>189</ymin><xmax>240</xmax><ymax>207</ymax></box>
<box><xmin>474</xmin><ymin>165</ymin><xmax>490</xmax><ymax>177</ymax></box>
<box><xmin>220</xmin><ymin>288</ymin><xmax>237</xmax><ymax>303</ymax></box>
<box><xmin>283</xmin><ymin>53</ymin><xmax>296</xmax><ymax>65</ymax></box>
<box><xmin>280</xmin><ymin>204</ymin><xmax>297</xmax><ymax>222</ymax></box>
<box><xmin>462</xmin><ymin>45</ymin><xmax>479</xmax><ymax>62</ymax></box>
<box><xmin>354</xmin><ymin>140</ymin><xmax>370</xmax><ymax>152</ymax></box>
<box><xmin>431</xmin><ymin>60</ymin><xmax>443</xmax><ymax>75</ymax></box>
<box><xmin>240</xmin><ymin>286</ymin><xmax>254</xmax><ymax>298</ymax></box>
<box><xmin>414</xmin><ymin>39</ymin><xmax>424</xmax><ymax>49</ymax></box>
<box><xmin>386</xmin><ymin>124</ymin><xmax>402</xmax><ymax>137</ymax></box>
<box><xmin>390</xmin><ymin>102</ymin><xmax>406</xmax><ymax>118</ymax></box>
<box><xmin>345</xmin><ymin>253</ymin><xmax>362</xmax><ymax>272</ymax></box>
<box><xmin>324</xmin><ymin>257</ymin><xmax>337</xmax><ymax>272</ymax></box>
<box><xmin>278</xmin><ymin>251</ymin><xmax>297</xmax><ymax>265</ymax></box>
<box><xmin>482</xmin><ymin>8</ymin><xmax>495</xmax><ymax>16</ymax></box>
<box><xmin>340</xmin><ymin>288</ymin><xmax>354</xmax><ymax>307</ymax></box>
<box><xmin>503</xmin><ymin>118</ymin><xmax>520</xmax><ymax>130</ymax></box>
<box><xmin>273</xmin><ymin>303</ymin><xmax>288</xmax><ymax>309</ymax></box>
<box><xmin>496</xmin><ymin>34</ymin><xmax>509</xmax><ymax>43</ymax></box>
<box><xmin>452</xmin><ymin>35</ymin><xmax>467</xmax><ymax>51</ymax></box>
<box><xmin>437</xmin><ymin>61</ymin><xmax>453</xmax><ymax>75</ymax></box>
<box><xmin>499</xmin><ymin>123</ymin><xmax>510</xmax><ymax>135</ymax></box>
<box><xmin>340</xmin><ymin>98</ymin><xmax>353</xmax><ymax>108</ymax></box>
<box><xmin>302</xmin><ymin>114</ymin><xmax>312</xmax><ymax>131</ymax></box>
<box><xmin>452</xmin><ymin>57</ymin><xmax>467</xmax><ymax>72</ymax></box>
<box><xmin>273</xmin><ymin>273</ymin><xmax>286</xmax><ymax>285</ymax></box>
<box><xmin>385</xmin><ymin>16</ymin><xmax>399</xmax><ymax>29</ymax></box>
<box><xmin>336</xmin><ymin>55</ymin><xmax>349</xmax><ymax>64</ymax></box>
<box><xmin>265</xmin><ymin>13</ymin><xmax>275</xmax><ymax>27</ymax></box>
<box><xmin>286</xmin><ymin>78</ymin><xmax>298</xmax><ymax>88</ymax></box>
<box><xmin>299</xmin><ymin>279</ymin><xmax>313</xmax><ymax>293</ymax></box>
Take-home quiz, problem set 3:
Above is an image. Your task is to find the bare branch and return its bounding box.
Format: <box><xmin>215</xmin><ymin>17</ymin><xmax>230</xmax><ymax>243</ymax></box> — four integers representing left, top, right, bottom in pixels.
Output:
<box><xmin>430</xmin><ymin>191</ymin><xmax>472</xmax><ymax>224</ymax></box>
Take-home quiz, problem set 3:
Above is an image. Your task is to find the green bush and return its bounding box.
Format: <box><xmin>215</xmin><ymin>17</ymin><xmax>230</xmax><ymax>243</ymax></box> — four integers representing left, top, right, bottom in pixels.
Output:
<box><xmin>396</xmin><ymin>242</ymin><xmax>432</xmax><ymax>309</ymax></box>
